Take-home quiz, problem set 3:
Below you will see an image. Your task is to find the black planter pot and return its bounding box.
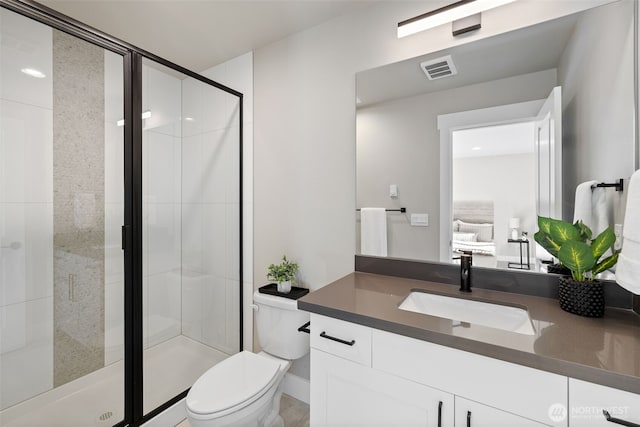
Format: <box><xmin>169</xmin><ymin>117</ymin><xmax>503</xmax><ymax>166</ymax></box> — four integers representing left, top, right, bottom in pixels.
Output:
<box><xmin>558</xmin><ymin>277</ymin><xmax>605</xmax><ymax>318</ymax></box>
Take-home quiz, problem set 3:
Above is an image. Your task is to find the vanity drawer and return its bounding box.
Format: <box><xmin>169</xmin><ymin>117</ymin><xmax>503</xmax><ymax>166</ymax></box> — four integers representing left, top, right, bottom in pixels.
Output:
<box><xmin>373</xmin><ymin>330</ymin><xmax>568</xmax><ymax>426</ymax></box>
<box><xmin>310</xmin><ymin>314</ymin><xmax>372</xmax><ymax>366</ymax></box>
<box><xmin>569</xmin><ymin>379</ymin><xmax>640</xmax><ymax>426</ymax></box>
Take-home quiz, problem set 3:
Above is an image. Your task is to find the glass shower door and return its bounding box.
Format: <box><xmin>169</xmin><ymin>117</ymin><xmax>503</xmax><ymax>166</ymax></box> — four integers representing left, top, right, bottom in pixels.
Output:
<box><xmin>0</xmin><ymin>7</ymin><xmax>126</xmax><ymax>426</ymax></box>
<box><xmin>141</xmin><ymin>58</ymin><xmax>241</xmax><ymax>415</ymax></box>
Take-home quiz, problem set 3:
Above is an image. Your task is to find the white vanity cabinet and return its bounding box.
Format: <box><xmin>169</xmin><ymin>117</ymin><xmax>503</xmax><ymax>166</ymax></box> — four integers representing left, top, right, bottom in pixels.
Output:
<box><xmin>569</xmin><ymin>379</ymin><xmax>640</xmax><ymax>426</ymax></box>
<box><xmin>373</xmin><ymin>329</ymin><xmax>567</xmax><ymax>426</ymax></box>
<box><xmin>310</xmin><ymin>313</ymin><xmax>454</xmax><ymax>426</ymax></box>
<box><xmin>454</xmin><ymin>397</ymin><xmax>549</xmax><ymax>426</ymax></box>
<box><xmin>309</xmin><ymin>314</ymin><xmax>567</xmax><ymax>426</ymax></box>
<box><xmin>311</xmin><ymin>349</ymin><xmax>454</xmax><ymax>426</ymax></box>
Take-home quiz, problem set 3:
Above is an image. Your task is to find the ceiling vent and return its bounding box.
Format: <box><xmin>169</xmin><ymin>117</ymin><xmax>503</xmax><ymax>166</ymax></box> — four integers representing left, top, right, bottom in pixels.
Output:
<box><xmin>420</xmin><ymin>55</ymin><xmax>457</xmax><ymax>80</ymax></box>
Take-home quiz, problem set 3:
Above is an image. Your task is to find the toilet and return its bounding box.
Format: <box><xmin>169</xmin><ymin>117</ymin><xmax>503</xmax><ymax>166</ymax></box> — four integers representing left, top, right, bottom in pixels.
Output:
<box><xmin>185</xmin><ymin>290</ymin><xmax>310</xmax><ymax>427</ymax></box>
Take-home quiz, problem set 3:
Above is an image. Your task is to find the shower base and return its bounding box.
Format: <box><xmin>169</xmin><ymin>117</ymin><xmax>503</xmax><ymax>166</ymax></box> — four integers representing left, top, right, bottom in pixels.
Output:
<box><xmin>0</xmin><ymin>335</ymin><xmax>229</xmax><ymax>426</ymax></box>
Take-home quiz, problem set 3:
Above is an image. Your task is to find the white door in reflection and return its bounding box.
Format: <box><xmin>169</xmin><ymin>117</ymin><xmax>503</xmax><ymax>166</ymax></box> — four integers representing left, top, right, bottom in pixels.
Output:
<box><xmin>535</xmin><ymin>86</ymin><xmax>563</xmax><ymax>220</ymax></box>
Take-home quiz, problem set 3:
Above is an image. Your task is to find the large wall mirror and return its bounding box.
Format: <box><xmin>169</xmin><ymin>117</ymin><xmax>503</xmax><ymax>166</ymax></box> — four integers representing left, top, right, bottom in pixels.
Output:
<box><xmin>356</xmin><ymin>0</ymin><xmax>638</xmax><ymax>274</ymax></box>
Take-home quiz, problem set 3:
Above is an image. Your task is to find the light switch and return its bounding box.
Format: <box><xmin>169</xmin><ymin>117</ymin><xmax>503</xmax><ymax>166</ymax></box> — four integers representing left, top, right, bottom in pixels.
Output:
<box><xmin>389</xmin><ymin>184</ymin><xmax>398</xmax><ymax>198</ymax></box>
<box><xmin>411</xmin><ymin>213</ymin><xmax>429</xmax><ymax>226</ymax></box>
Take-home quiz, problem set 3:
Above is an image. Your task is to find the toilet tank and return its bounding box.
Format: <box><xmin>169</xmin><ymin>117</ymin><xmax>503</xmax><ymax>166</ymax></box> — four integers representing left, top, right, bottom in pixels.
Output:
<box><xmin>253</xmin><ymin>290</ymin><xmax>310</xmax><ymax>360</ymax></box>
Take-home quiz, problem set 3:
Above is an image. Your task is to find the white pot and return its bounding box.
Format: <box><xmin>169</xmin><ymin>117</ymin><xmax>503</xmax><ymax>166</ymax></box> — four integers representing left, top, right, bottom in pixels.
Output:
<box><xmin>277</xmin><ymin>280</ymin><xmax>292</xmax><ymax>294</ymax></box>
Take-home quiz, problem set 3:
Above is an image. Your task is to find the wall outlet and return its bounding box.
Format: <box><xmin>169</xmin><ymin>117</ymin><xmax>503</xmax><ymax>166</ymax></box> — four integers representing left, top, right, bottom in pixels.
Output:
<box><xmin>411</xmin><ymin>213</ymin><xmax>428</xmax><ymax>226</ymax></box>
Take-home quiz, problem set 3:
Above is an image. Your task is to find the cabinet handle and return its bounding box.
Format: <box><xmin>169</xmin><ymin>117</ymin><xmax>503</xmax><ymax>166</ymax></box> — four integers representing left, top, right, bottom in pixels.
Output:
<box><xmin>603</xmin><ymin>410</ymin><xmax>640</xmax><ymax>427</ymax></box>
<box><xmin>319</xmin><ymin>331</ymin><xmax>355</xmax><ymax>346</ymax></box>
<box><xmin>437</xmin><ymin>401</ymin><xmax>442</xmax><ymax>427</ymax></box>
<box><xmin>467</xmin><ymin>411</ymin><xmax>471</xmax><ymax>427</ymax></box>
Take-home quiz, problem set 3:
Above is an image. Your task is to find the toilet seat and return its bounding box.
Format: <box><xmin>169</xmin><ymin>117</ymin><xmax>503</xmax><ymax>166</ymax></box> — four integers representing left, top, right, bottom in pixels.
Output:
<box><xmin>186</xmin><ymin>351</ymin><xmax>282</xmax><ymax>418</ymax></box>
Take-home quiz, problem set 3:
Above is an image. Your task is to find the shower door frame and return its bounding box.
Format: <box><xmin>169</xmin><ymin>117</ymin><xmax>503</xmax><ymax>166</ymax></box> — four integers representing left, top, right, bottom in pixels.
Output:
<box><xmin>0</xmin><ymin>1</ymin><xmax>244</xmax><ymax>426</ymax></box>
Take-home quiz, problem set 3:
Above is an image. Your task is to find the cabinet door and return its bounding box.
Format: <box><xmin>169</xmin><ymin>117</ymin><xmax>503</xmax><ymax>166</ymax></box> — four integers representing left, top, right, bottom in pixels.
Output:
<box><xmin>374</xmin><ymin>330</ymin><xmax>567</xmax><ymax>426</ymax></box>
<box><xmin>455</xmin><ymin>397</ymin><xmax>549</xmax><ymax>427</ymax></box>
<box><xmin>569</xmin><ymin>379</ymin><xmax>640</xmax><ymax>426</ymax></box>
<box><xmin>311</xmin><ymin>349</ymin><xmax>453</xmax><ymax>427</ymax></box>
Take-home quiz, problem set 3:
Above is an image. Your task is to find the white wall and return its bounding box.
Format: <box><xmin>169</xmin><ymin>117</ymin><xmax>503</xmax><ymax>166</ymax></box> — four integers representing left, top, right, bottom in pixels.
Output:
<box><xmin>453</xmin><ymin>152</ymin><xmax>537</xmax><ymax>261</ymax></box>
<box><xmin>559</xmin><ymin>0</ymin><xmax>636</xmax><ymax>223</ymax></box>
<box><xmin>356</xmin><ymin>70</ymin><xmax>555</xmax><ymax>261</ymax></box>
<box><xmin>253</xmin><ymin>0</ymin><xmax>609</xmax><ymax>292</ymax></box>
<box><xmin>0</xmin><ymin>9</ymin><xmax>54</xmax><ymax>409</ymax></box>
<box><xmin>253</xmin><ymin>0</ymin><xmax>607</xmax><ymax>381</ymax></box>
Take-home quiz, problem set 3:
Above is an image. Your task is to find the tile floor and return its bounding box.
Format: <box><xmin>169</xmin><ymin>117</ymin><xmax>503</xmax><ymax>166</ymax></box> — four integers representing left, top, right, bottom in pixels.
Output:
<box><xmin>175</xmin><ymin>394</ymin><xmax>310</xmax><ymax>427</ymax></box>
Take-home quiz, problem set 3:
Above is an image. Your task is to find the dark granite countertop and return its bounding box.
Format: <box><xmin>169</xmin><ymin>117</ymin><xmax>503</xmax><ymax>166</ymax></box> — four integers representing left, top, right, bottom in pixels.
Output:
<box><xmin>298</xmin><ymin>272</ymin><xmax>640</xmax><ymax>394</ymax></box>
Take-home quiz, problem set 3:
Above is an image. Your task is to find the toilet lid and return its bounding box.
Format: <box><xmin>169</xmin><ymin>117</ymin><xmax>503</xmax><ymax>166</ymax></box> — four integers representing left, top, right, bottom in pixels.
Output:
<box><xmin>186</xmin><ymin>351</ymin><xmax>281</xmax><ymax>415</ymax></box>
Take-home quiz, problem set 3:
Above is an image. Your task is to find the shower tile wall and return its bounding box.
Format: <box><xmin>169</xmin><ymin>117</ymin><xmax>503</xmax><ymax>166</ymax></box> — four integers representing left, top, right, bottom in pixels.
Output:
<box><xmin>104</xmin><ymin>51</ymin><xmax>125</xmax><ymax>366</ymax></box>
<box><xmin>104</xmin><ymin>64</ymin><xmax>184</xmax><ymax>364</ymax></box>
<box><xmin>52</xmin><ymin>30</ymin><xmax>105</xmax><ymax>387</ymax></box>
<box><xmin>142</xmin><ymin>65</ymin><xmax>182</xmax><ymax>349</ymax></box>
<box><xmin>201</xmin><ymin>52</ymin><xmax>254</xmax><ymax>352</ymax></box>
<box><xmin>0</xmin><ymin>10</ymin><xmax>54</xmax><ymax>409</ymax></box>
<box><xmin>103</xmin><ymin>61</ymin><xmax>242</xmax><ymax>364</ymax></box>
<box><xmin>180</xmin><ymin>75</ymin><xmax>240</xmax><ymax>355</ymax></box>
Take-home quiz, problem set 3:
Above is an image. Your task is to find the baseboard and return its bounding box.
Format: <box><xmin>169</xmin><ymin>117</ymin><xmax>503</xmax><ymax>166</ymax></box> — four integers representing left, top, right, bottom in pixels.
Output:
<box><xmin>281</xmin><ymin>373</ymin><xmax>310</xmax><ymax>404</ymax></box>
<box><xmin>141</xmin><ymin>398</ymin><xmax>186</xmax><ymax>427</ymax></box>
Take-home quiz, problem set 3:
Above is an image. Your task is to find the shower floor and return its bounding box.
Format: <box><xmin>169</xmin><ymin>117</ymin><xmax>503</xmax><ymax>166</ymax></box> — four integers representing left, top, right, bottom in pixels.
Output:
<box><xmin>0</xmin><ymin>335</ymin><xmax>230</xmax><ymax>427</ymax></box>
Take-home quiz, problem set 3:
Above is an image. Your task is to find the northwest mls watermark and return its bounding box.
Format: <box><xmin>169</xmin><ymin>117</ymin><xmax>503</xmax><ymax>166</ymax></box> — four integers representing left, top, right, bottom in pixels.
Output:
<box><xmin>548</xmin><ymin>403</ymin><xmax>631</xmax><ymax>422</ymax></box>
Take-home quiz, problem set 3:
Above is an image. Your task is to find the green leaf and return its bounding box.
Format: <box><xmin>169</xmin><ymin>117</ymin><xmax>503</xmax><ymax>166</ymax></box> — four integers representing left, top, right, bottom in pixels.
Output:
<box><xmin>558</xmin><ymin>241</ymin><xmax>595</xmax><ymax>280</ymax></box>
<box><xmin>593</xmin><ymin>252</ymin><xmax>619</xmax><ymax>276</ymax></box>
<box><xmin>549</xmin><ymin>218</ymin><xmax>582</xmax><ymax>245</ymax></box>
<box><xmin>573</xmin><ymin>220</ymin><xmax>592</xmax><ymax>242</ymax></box>
<box><xmin>591</xmin><ymin>227</ymin><xmax>616</xmax><ymax>262</ymax></box>
<box><xmin>534</xmin><ymin>230</ymin><xmax>560</xmax><ymax>258</ymax></box>
<box><xmin>538</xmin><ymin>216</ymin><xmax>553</xmax><ymax>234</ymax></box>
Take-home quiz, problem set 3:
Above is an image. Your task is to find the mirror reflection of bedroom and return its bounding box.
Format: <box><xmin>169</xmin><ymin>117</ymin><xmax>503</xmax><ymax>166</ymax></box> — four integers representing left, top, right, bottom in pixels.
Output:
<box><xmin>451</xmin><ymin>121</ymin><xmax>537</xmax><ymax>270</ymax></box>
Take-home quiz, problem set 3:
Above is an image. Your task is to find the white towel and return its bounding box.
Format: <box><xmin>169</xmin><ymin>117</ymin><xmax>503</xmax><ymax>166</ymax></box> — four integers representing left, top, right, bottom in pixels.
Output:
<box><xmin>616</xmin><ymin>171</ymin><xmax>640</xmax><ymax>294</ymax></box>
<box><xmin>360</xmin><ymin>208</ymin><xmax>387</xmax><ymax>257</ymax></box>
<box><xmin>591</xmin><ymin>185</ymin><xmax>612</xmax><ymax>237</ymax></box>
<box><xmin>573</xmin><ymin>180</ymin><xmax>598</xmax><ymax>231</ymax></box>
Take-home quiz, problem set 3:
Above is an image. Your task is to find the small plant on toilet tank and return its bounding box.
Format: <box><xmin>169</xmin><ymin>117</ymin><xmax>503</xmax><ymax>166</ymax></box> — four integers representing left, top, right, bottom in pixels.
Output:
<box><xmin>267</xmin><ymin>255</ymin><xmax>299</xmax><ymax>294</ymax></box>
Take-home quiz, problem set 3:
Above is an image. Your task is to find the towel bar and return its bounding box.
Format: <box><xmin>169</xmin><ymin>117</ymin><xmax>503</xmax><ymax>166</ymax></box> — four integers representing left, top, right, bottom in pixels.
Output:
<box><xmin>592</xmin><ymin>178</ymin><xmax>624</xmax><ymax>192</ymax></box>
<box><xmin>356</xmin><ymin>207</ymin><xmax>406</xmax><ymax>213</ymax></box>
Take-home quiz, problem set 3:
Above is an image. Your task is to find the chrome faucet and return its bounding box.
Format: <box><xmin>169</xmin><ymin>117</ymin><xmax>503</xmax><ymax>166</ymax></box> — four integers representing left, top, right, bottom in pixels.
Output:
<box><xmin>460</xmin><ymin>251</ymin><xmax>472</xmax><ymax>292</ymax></box>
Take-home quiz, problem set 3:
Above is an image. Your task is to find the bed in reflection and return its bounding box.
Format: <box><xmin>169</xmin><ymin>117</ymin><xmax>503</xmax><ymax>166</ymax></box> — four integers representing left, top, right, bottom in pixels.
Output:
<box><xmin>452</xmin><ymin>200</ymin><xmax>497</xmax><ymax>268</ymax></box>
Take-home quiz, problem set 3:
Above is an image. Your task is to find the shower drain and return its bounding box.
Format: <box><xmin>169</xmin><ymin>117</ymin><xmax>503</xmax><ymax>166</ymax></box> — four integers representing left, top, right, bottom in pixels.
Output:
<box><xmin>98</xmin><ymin>411</ymin><xmax>113</xmax><ymax>422</ymax></box>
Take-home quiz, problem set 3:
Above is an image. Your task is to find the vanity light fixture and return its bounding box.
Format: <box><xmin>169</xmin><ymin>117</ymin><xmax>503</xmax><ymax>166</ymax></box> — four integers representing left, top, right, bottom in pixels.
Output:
<box><xmin>21</xmin><ymin>67</ymin><xmax>46</xmax><ymax>78</ymax></box>
<box><xmin>397</xmin><ymin>0</ymin><xmax>517</xmax><ymax>38</ymax></box>
<box><xmin>116</xmin><ymin>110</ymin><xmax>152</xmax><ymax>127</ymax></box>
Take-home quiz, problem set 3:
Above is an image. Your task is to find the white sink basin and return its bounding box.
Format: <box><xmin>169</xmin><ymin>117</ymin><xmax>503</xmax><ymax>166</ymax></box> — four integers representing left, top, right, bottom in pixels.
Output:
<box><xmin>398</xmin><ymin>291</ymin><xmax>535</xmax><ymax>335</ymax></box>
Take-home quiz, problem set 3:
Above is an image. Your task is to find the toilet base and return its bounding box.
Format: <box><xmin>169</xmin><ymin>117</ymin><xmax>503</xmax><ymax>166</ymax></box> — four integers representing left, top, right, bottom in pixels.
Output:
<box><xmin>187</xmin><ymin>379</ymin><xmax>286</xmax><ymax>427</ymax></box>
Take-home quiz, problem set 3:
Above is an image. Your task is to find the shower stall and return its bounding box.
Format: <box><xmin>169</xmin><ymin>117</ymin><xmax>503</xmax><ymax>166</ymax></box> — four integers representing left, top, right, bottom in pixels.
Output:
<box><xmin>0</xmin><ymin>2</ymin><xmax>242</xmax><ymax>426</ymax></box>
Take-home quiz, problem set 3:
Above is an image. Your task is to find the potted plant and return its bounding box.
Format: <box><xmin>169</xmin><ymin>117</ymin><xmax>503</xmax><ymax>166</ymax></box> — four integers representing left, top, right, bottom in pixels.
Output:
<box><xmin>267</xmin><ymin>255</ymin><xmax>299</xmax><ymax>294</ymax></box>
<box><xmin>534</xmin><ymin>216</ymin><xmax>619</xmax><ymax>317</ymax></box>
